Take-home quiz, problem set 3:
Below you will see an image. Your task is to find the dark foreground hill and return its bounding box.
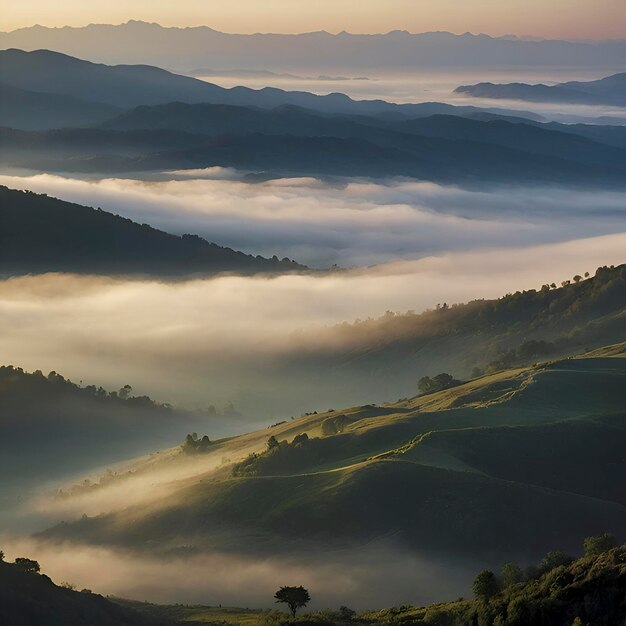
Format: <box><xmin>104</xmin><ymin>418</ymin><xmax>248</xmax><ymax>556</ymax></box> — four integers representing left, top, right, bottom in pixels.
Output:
<box><xmin>0</xmin><ymin>186</ymin><xmax>304</xmax><ymax>276</ymax></box>
<box><xmin>4</xmin><ymin>543</ymin><xmax>625</xmax><ymax>625</ymax></box>
<box><xmin>456</xmin><ymin>71</ymin><xmax>626</xmax><ymax>106</ymax></box>
<box><xmin>40</xmin><ymin>343</ymin><xmax>626</xmax><ymax>563</ymax></box>
<box><xmin>0</xmin><ymin>559</ymin><xmax>170</xmax><ymax>626</ymax></box>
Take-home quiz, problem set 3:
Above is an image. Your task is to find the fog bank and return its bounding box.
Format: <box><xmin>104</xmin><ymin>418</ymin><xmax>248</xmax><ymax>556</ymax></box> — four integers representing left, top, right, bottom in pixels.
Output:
<box><xmin>2</xmin><ymin>172</ymin><xmax>626</xmax><ymax>267</ymax></box>
<box><xmin>0</xmin><ymin>233</ymin><xmax>624</xmax><ymax>414</ymax></box>
<box><xmin>1</xmin><ymin>537</ymin><xmax>476</xmax><ymax>610</ymax></box>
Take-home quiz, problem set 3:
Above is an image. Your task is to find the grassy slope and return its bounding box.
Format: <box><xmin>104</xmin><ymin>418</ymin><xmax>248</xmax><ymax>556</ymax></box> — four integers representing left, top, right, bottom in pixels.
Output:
<box><xmin>40</xmin><ymin>344</ymin><xmax>626</xmax><ymax>561</ymax></box>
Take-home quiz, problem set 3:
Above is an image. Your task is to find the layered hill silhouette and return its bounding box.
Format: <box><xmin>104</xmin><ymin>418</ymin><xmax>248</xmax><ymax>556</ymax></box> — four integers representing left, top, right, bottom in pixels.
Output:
<box><xmin>2</xmin><ymin>21</ymin><xmax>625</xmax><ymax>71</ymax></box>
<box><xmin>0</xmin><ymin>49</ymin><xmax>538</xmax><ymax>121</ymax></box>
<box><xmin>0</xmin><ymin>186</ymin><xmax>304</xmax><ymax>276</ymax></box>
<box><xmin>4</xmin><ymin>112</ymin><xmax>626</xmax><ymax>184</ymax></box>
<box><xmin>456</xmin><ymin>72</ymin><xmax>626</xmax><ymax>106</ymax></box>
<box><xmin>41</xmin><ymin>342</ymin><xmax>626</xmax><ymax>563</ymax></box>
<box><xmin>4</xmin><ymin>50</ymin><xmax>626</xmax><ymax>185</ymax></box>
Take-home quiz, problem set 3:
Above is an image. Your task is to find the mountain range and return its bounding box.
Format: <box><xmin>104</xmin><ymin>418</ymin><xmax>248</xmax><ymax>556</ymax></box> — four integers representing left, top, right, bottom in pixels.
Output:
<box><xmin>2</xmin><ymin>50</ymin><xmax>626</xmax><ymax>185</ymax></box>
<box><xmin>1</xmin><ymin>21</ymin><xmax>625</xmax><ymax>71</ymax></box>
<box><xmin>0</xmin><ymin>48</ymin><xmax>542</xmax><ymax>121</ymax></box>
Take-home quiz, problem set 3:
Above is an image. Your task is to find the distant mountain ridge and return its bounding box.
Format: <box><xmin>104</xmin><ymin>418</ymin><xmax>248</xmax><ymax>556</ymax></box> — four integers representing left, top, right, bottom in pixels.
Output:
<box><xmin>456</xmin><ymin>72</ymin><xmax>626</xmax><ymax>106</ymax></box>
<box><xmin>1</xmin><ymin>21</ymin><xmax>625</xmax><ymax>71</ymax></box>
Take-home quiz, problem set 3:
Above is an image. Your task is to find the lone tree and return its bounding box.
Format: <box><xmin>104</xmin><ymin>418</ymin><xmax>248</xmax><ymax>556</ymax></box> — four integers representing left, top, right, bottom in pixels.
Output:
<box><xmin>274</xmin><ymin>585</ymin><xmax>310</xmax><ymax>618</ymax></box>
<box><xmin>472</xmin><ymin>570</ymin><xmax>498</xmax><ymax>601</ymax></box>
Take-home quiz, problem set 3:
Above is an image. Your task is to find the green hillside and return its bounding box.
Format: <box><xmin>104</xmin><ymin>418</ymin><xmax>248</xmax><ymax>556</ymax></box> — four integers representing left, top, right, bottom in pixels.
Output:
<box><xmin>40</xmin><ymin>344</ymin><xmax>626</xmax><ymax>562</ymax></box>
<box><xmin>273</xmin><ymin>263</ymin><xmax>626</xmax><ymax>408</ymax></box>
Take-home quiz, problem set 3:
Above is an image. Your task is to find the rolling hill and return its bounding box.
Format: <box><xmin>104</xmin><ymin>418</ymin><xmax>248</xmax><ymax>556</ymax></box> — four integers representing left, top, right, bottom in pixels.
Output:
<box><xmin>39</xmin><ymin>343</ymin><xmax>626</xmax><ymax>563</ymax></box>
<box><xmin>456</xmin><ymin>72</ymin><xmax>626</xmax><ymax>106</ymax></box>
<box><xmin>0</xmin><ymin>186</ymin><xmax>304</xmax><ymax>276</ymax></box>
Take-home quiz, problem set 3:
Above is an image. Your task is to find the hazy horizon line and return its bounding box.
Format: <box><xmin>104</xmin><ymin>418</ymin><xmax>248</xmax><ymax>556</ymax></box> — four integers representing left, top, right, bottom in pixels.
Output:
<box><xmin>4</xmin><ymin>19</ymin><xmax>626</xmax><ymax>44</ymax></box>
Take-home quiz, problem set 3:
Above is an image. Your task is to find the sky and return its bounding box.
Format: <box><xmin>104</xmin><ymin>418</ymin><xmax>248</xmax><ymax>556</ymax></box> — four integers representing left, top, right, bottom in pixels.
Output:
<box><xmin>3</xmin><ymin>0</ymin><xmax>625</xmax><ymax>40</ymax></box>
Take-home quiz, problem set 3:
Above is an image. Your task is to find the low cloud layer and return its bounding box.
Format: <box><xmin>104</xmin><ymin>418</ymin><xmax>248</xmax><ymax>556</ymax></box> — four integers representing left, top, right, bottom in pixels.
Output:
<box><xmin>2</xmin><ymin>537</ymin><xmax>476</xmax><ymax>609</ymax></box>
<box><xmin>1</xmin><ymin>172</ymin><xmax>625</xmax><ymax>267</ymax></box>
<box><xmin>0</xmin><ymin>233</ymin><xmax>624</xmax><ymax>414</ymax></box>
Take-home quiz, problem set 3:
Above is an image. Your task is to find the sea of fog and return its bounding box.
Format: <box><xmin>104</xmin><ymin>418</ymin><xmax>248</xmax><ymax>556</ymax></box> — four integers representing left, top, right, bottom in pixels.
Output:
<box><xmin>1</xmin><ymin>170</ymin><xmax>625</xmax><ymax>415</ymax></box>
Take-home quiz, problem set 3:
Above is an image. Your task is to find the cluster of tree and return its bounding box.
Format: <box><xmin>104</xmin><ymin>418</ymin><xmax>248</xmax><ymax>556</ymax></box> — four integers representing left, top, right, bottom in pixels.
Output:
<box><xmin>481</xmin><ymin>339</ymin><xmax>556</xmax><ymax>374</ymax></box>
<box><xmin>0</xmin><ymin>365</ymin><xmax>160</xmax><ymax>409</ymax></box>
<box><xmin>472</xmin><ymin>534</ymin><xmax>618</xmax><ymax>602</ymax></box>
<box><xmin>361</xmin><ymin>535</ymin><xmax>624</xmax><ymax>626</ymax></box>
<box><xmin>233</xmin><ymin>432</ymin><xmax>326</xmax><ymax>477</ymax></box>
<box><xmin>0</xmin><ymin>551</ymin><xmax>40</xmax><ymax>574</ymax></box>
<box><xmin>417</xmin><ymin>373</ymin><xmax>463</xmax><ymax>396</ymax></box>
<box><xmin>329</xmin><ymin>265</ymin><xmax>625</xmax><ymax>360</ymax></box>
<box><xmin>182</xmin><ymin>432</ymin><xmax>213</xmax><ymax>454</ymax></box>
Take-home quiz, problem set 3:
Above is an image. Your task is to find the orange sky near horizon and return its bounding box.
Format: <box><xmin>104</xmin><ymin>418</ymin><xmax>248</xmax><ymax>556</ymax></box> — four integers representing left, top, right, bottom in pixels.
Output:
<box><xmin>2</xmin><ymin>0</ymin><xmax>625</xmax><ymax>40</ymax></box>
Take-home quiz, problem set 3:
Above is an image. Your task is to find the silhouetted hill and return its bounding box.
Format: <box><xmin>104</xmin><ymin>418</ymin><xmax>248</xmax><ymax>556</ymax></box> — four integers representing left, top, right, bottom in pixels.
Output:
<box><xmin>457</xmin><ymin>72</ymin><xmax>626</xmax><ymax>106</ymax></box>
<box><xmin>0</xmin><ymin>49</ymin><xmax>542</xmax><ymax>121</ymax></box>
<box><xmin>0</xmin><ymin>186</ymin><xmax>304</xmax><ymax>276</ymax></box>
<box><xmin>2</xmin><ymin>21</ymin><xmax>625</xmax><ymax>71</ymax></box>
<box><xmin>0</xmin><ymin>559</ymin><xmax>170</xmax><ymax>626</ymax></box>
<box><xmin>4</xmin><ymin>117</ymin><xmax>626</xmax><ymax>185</ymax></box>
